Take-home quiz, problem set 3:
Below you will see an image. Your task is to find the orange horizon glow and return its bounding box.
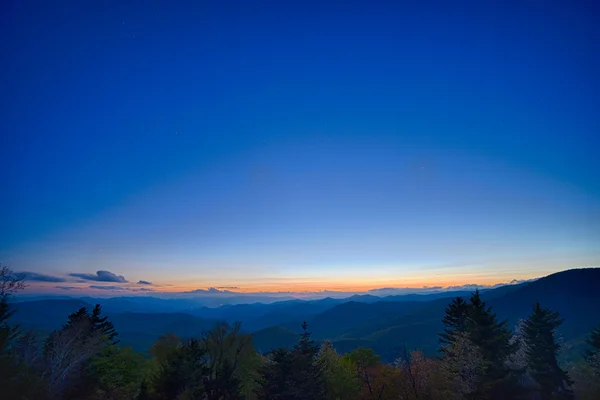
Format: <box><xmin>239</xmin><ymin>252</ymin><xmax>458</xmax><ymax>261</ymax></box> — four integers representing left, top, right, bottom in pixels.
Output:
<box><xmin>21</xmin><ymin>268</ymin><xmax>567</xmax><ymax>295</ymax></box>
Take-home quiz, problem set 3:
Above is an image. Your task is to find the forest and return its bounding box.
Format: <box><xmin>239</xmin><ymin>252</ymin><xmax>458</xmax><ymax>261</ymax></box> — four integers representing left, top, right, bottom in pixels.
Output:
<box><xmin>2</xmin><ymin>265</ymin><xmax>599</xmax><ymax>400</ymax></box>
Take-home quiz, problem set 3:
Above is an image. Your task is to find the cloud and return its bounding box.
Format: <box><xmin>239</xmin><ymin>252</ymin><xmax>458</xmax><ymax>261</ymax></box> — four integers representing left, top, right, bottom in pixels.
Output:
<box><xmin>445</xmin><ymin>279</ymin><xmax>535</xmax><ymax>291</ymax></box>
<box><xmin>216</xmin><ymin>286</ymin><xmax>239</xmax><ymax>290</ymax></box>
<box><xmin>21</xmin><ymin>272</ymin><xmax>66</xmax><ymax>282</ymax></box>
<box><xmin>89</xmin><ymin>285</ymin><xmax>128</xmax><ymax>291</ymax></box>
<box><xmin>183</xmin><ymin>287</ymin><xmax>233</xmax><ymax>294</ymax></box>
<box><xmin>70</xmin><ymin>270</ymin><xmax>128</xmax><ymax>283</ymax></box>
<box><xmin>137</xmin><ymin>288</ymin><xmax>154</xmax><ymax>292</ymax></box>
<box><xmin>137</xmin><ymin>280</ymin><xmax>152</xmax><ymax>285</ymax></box>
<box><xmin>55</xmin><ymin>286</ymin><xmax>78</xmax><ymax>291</ymax></box>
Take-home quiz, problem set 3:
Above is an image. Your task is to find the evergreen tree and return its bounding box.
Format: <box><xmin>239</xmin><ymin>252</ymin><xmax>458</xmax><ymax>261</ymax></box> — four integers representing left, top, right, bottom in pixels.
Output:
<box><xmin>255</xmin><ymin>347</ymin><xmax>294</xmax><ymax>400</ymax></box>
<box><xmin>64</xmin><ymin>304</ymin><xmax>119</xmax><ymax>345</ymax></box>
<box><xmin>290</xmin><ymin>322</ymin><xmax>325</xmax><ymax>399</ymax></box>
<box><xmin>523</xmin><ymin>302</ymin><xmax>573</xmax><ymax>398</ymax></box>
<box><xmin>91</xmin><ymin>304</ymin><xmax>119</xmax><ymax>345</ymax></box>
<box><xmin>466</xmin><ymin>290</ymin><xmax>520</xmax><ymax>399</ymax></box>
<box><xmin>584</xmin><ymin>324</ymin><xmax>600</xmax><ymax>368</ymax></box>
<box><xmin>439</xmin><ymin>296</ymin><xmax>471</xmax><ymax>354</ymax></box>
<box><xmin>153</xmin><ymin>338</ymin><xmax>208</xmax><ymax>400</ymax></box>
<box><xmin>255</xmin><ymin>322</ymin><xmax>325</xmax><ymax>400</ymax></box>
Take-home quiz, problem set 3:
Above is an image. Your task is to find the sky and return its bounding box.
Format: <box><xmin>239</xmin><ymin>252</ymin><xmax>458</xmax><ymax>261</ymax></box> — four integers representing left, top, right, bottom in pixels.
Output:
<box><xmin>1</xmin><ymin>0</ymin><xmax>599</xmax><ymax>296</ymax></box>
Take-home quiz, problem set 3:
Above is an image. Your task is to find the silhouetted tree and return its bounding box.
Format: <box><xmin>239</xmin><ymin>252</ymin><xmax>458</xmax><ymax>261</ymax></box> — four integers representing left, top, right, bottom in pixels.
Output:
<box><xmin>255</xmin><ymin>322</ymin><xmax>325</xmax><ymax>400</ymax></box>
<box><xmin>464</xmin><ymin>291</ymin><xmax>520</xmax><ymax>399</ymax></box>
<box><xmin>0</xmin><ymin>266</ymin><xmax>45</xmax><ymax>399</ymax></box>
<box><xmin>439</xmin><ymin>296</ymin><xmax>470</xmax><ymax>355</ymax></box>
<box><xmin>91</xmin><ymin>304</ymin><xmax>119</xmax><ymax>345</ymax></box>
<box><xmin>584</xmin><ymin>324</ymin><xmax>600</xmax><ymax>371</ymax></box>
<box><xmin>153</xmin><ymin>338</ymin><xmax>208</xmax><ymax>400</ymax></box>
<box><xmin>523</xmin><ymin>302</ymin><xmax>573</xmax><ymax>398</ymax></box>
<box><xmin>201</xmin><ymin>321</ymin><xmax>251</xmax><ymax>400</ymax></box>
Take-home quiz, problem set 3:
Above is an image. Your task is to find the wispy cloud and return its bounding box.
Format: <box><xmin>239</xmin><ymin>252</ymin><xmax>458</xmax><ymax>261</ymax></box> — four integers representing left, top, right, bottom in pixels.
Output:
<box><xmin>89</xmin><ymin>285</ymin><xmax>128</xmax><ymax>291</ymax></box>
<box><xmin>183</xmin><ymin>287</ymin><xmax>234</xmax><ymax>294</ymax></box>
<box><xmin>70</xmin><ymin>270</ymin><xmax>128</xmax><ymax>283</ymax></box>
<box><xmin>21</xmin><ymin>272</ymin><xmax>66</xmax><ymax>283</ymax></box>
<box><xmin>445</xmin><ymin>279</ymin><xmax>534</xmax><ymax>291</ymax></box>
<box><xmin>55</xmin><ymin>286</ymin><xmax>78</xmax><ymax>291</ymax></box>
<box><xmin>137</xmin><ymin>280</ymin><xmax>152</xmax><ymax>285</ymax></box>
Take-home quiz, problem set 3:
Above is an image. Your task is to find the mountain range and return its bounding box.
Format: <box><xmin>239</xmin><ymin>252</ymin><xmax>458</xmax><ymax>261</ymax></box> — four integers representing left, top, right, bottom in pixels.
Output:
<box><xmin>11</xmin><ymin>268</ymin><xmax>600</xmax><ymax>362</ymax></box>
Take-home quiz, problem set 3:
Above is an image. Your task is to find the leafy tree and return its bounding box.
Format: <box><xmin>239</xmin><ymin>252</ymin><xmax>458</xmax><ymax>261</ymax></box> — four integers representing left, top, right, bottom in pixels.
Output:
<box><xmin>0</xmin><ymin>265</ymin><xmax>46</xmax><ymax>399</ymax></box>
<box><xmin>0</xmin><ymin>265</ymin><xmax>25</xmax><ymax>351</ymax></box>
<box><xmin>318</xmin><ymin>341</ymin><xmax>359</xmax><ymax>400</ymax></box>
<box><xmin>201</xmin><ymin>321</ymin><xmax>254</xmax><ymax>400</ymax></box>
<box><xmin>91</xmin><ymin>345</ymin><xmax>149</xmax><ymax>399</ymax></box>
<box><xmin>523</xmin><ymin>302</ymin><xmax>573</xmax><ymax>398</ymax></box>
<box><xmin>43</xmin><ymin>316</ymin><xmax>105</xmax><ymax>398</ymax></box>
<box><xmin>42</xmin><ymin>304</ymin><xmax>119</xmax><ymax>398</ymax></box>
<box><xmin>439</xmin><ymin>296</ymin><xmax>470</xmax><ymax>354</ymax></box>
<box><xmin>343</xmin><ymin>347</ymin><xmax>389</xmax><ymax>400</ymax></box>
<box><xmin>150</xmin><ymin>333</ymin><xmax>181</xmax><ymax>365</ymax></box>
<box><xmin>438</xmin><ymin>331</ymin><xmax>485</xmax><ymax>399</ymax></box>
<box><xmin>396</xmin><ymin>347</ymin><xmax>441</xmax><ymax>399</ymax></box>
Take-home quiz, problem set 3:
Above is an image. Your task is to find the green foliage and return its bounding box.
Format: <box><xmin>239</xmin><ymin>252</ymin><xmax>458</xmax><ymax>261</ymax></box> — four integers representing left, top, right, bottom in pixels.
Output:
<box><xmin>150</xmin><ymin>333</ymin><xmax>181</xmax><ymax>365</ymax></box>
<box><xmin>91</xmin><ymin>346</ymin><xmax>149</xmax><ymax>398</ymax></box>
<box><xmin>523</xmin><ymin>302</ymin><xmax>573</xmax><ymax>398</ymax></box>
<box><xmin>202</xmin><ymin>321</ymin><xmax>255</xmax><ymax>400</ymax></box>
<box><xmin>318</xmin><ymin>341</ymin><xmax>359</xmax><ymax>400</ymax></box>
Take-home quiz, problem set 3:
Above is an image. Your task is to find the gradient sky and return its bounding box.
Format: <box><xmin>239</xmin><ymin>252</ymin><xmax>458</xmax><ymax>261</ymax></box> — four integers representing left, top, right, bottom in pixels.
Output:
<box><xmin>1</xmin><ymin>0</ymin><xmax>599</xmax><ymax>295</ymax></box>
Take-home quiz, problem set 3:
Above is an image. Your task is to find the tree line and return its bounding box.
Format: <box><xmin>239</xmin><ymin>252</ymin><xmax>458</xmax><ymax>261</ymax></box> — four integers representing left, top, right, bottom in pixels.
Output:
<box><xmin>1</xmin><ymin>265</ymin><xmax>599</xmax><ymax>399</ymax></box>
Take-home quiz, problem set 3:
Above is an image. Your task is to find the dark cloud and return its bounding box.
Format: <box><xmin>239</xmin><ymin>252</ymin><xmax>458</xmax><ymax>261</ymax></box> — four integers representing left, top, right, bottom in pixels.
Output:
<box><xmin>137</xmin><ymin>280</ymin><xmax>152</xmax><ymax>285</ymax></box>
<box><xmin>89</xmin><ymin>285</ymin><xmax>127</xmax><ymax>291</ymax></box>
<box><xmin>70</xmin><ymin>270</ymin><xmax>128</xmax><ymax>283</ymax></box>
<box><xmin>55</xmin><ymin>286</ymin><xmax>78</xmax><ymax>291</ymax></box>
<box><xmin>216</xmin><ymin>286</ymin><xmax>239</xmax><ymax>290</ymax></box>
<box><xmin>21</xmin><ymin>272</ymin><xmax>66</xmax><ymax>283</ymax></box>
<box><xmin>137</xmin><ymin>288</ymin><xmax>154</xmax><ymax>292</ymax></box>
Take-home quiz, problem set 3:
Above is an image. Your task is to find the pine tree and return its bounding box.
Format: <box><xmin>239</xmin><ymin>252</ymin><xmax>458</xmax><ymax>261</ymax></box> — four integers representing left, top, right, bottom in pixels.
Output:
<box><xmin>290</xmin><ymin>322</ymin><xmax>325</xmax><ymax>399</ymax></box>
<box><xmin>153</xmin><ymin>338</ymin><xmax>208</xmax><ymax>399</ymax></box>
<box><xmin>63</xmin><ymin>304</ymin><xmax>119</xmax><ymax>345</ymax></box>
<box><xmin>523</xmin><ymin>302</ymin><xmax>572</xmax><ymax>398</ymax></box>
<box><xmin>584</xmin><ymin>324</ymin><xmax>600</xmax><ymax>365</ymax></box>
<box><xmin>439</xmin><ymin>296</ymin><xmax>471</xmax><ymax>354</ymax></box>
<box><xmin>255</xmin><ymin>322</ymin><xmax>325</xmax><ymax>400</ymax></box>
<box><xmin>91</xmin><ymin>304</ymin><xmax>119</xmax><ymax>345</ymax></box>
<box><xmin>466</xmin><ymin>290</ymin><xmax>519</xmax><ymax>399</ymax></box>
<box><xmin>255</xmin><ymin>347</ymin><xmax>294</xmax><ymax>399</ymax></box>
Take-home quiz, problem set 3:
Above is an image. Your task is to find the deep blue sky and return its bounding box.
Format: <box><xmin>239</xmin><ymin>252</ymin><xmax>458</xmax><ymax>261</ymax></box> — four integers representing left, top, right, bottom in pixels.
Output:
<box><xmin>1</xmin><ymin>0</ymin><xmax>599</xmax><ymax>293</ymax></box>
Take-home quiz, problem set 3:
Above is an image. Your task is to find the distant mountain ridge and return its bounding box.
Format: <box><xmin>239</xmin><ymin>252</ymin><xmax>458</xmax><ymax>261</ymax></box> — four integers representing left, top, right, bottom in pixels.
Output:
<box><xmin>10</xmin><ymin>268</ymin><xmax>598</xmax><ymax>361</ymax></box>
